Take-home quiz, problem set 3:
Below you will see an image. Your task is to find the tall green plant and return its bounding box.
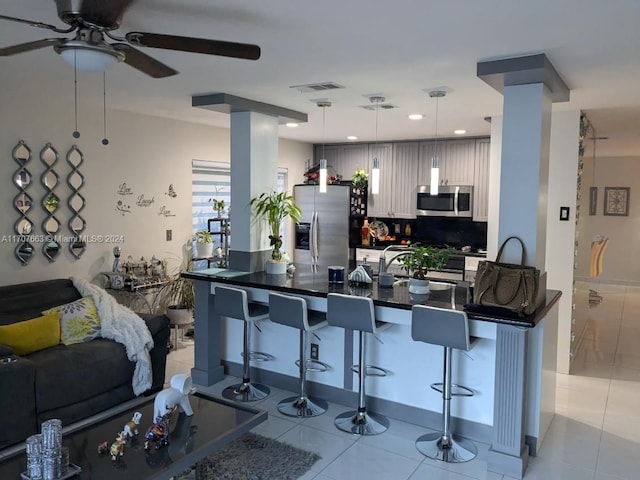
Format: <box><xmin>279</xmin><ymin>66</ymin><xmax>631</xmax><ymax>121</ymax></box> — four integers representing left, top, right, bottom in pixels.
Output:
<box><xmin>250</xmin><ymin>191</ymin><xmax>302</xmax><ymax>261</ymax></box>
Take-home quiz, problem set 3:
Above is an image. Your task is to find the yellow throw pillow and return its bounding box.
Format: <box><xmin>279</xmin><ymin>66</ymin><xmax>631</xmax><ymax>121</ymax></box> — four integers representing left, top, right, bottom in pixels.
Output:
<box><xmin>0</xmin><ymin>313</ymin><xmax>61</xmax><ymax>355</ymax></box>
<box><xmin>43</xmin><ymin>296</ymin><xmax>101</xmax><ymax>345</ymax></box>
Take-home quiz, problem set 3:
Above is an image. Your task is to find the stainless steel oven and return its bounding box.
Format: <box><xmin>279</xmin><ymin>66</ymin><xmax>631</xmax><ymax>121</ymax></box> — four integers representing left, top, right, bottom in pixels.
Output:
<box><xmin>416</xmin><ymin>185</ymin><xmax>473</xmax><ymax>217</ymax></box>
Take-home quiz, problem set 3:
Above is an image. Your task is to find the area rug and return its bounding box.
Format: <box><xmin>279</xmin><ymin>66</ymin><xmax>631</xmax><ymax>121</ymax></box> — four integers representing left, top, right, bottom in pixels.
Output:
<box><xmin>175</xmin><ymin>432</ymin><xmax>321</xmax><ymax>480</ymax></box>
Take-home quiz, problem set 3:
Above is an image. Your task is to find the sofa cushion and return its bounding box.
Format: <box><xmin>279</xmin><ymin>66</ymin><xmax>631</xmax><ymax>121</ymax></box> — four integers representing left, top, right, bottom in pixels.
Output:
<box><xmin>0</xmin><ymin>313</ymin><xmax>61</xmax><ymax>355</ymax></box>
<box><xmin>0</xmin><ymin>279</ymin><xmax>82</xmax><ymax>325</ymax></box>
<box><xmin>28</xmin><ymin>339</ymin><xmax>134</xmax><ymax>413</ymax></box>
<box><xmin>43</xmin><ymin>296</ymin><xmax>101</xmax><ymax>345</ymax></box>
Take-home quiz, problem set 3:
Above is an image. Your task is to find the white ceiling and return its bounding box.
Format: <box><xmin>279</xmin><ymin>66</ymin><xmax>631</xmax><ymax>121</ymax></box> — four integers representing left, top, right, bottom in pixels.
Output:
<box><xmin>2</xmin><ymin>0</ymin><xmax>640</xmax><ymax>157</ymax></box>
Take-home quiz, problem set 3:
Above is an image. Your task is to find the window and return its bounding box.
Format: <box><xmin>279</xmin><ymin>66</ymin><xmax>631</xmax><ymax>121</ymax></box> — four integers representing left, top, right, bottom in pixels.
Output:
<box><xmin>192</xmin><ymin>159</ymin><xmax>289</xmax><ymax>242</ymax></box>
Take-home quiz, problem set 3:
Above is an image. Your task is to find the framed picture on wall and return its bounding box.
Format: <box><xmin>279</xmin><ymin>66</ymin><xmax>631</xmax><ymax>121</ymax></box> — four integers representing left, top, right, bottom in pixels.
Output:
<box><xmin>603</xmin><ymin>187</ymin><xmax>630</xmax><ymax>216</ymax></box>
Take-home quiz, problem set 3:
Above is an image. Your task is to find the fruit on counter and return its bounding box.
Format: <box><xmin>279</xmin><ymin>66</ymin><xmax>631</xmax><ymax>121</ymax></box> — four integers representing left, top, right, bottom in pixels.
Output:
<box><xmin>406</xmin><ymin>240</ymin><xmax>412</xmax><ymax>245</ymax></box>
<box><xmin>400</xmin><ymin>240</ymin><xmax>407</xmax><ymax>245</ymax></box>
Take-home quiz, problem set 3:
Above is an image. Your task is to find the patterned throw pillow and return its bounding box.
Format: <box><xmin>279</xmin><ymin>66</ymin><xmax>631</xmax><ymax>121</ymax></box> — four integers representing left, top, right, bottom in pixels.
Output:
<box><xmin>43</xmin><ymin>296</ymin><xmax>101</xmax><ymax>345</ymax></box>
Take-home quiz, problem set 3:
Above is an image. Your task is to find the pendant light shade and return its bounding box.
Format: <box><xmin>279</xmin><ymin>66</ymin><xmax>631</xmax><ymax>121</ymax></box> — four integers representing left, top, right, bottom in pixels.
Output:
<box><xmin>370</xmin><ymin>96</ymin><xmax>384</xmax><ymax>195</ymax></box>
<box><xmin>317</xmin><ymin>100</ymin><xmax>331</xmax><ymax>193</ymax></box>
<box><xmin>371</xmin><ymin>157</ymin><xmax>380</xmax><ymax>194</ymax></box>
<box><xmin>319</xmin><ymin>158</ymin><xmax>328</xmax><ymax>193</ymax></box>
<box><xmin>429</xmin><ymin>90</ymin><xmax>446</xmax><ymax>196</ymax></box>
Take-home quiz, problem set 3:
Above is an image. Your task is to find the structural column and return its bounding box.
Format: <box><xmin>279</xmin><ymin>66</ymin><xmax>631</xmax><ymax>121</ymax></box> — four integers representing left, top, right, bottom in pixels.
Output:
<box><xmin>477</xmin><ymin>53</ymin><xmax>570</xmax><ymax>478</ymax></box>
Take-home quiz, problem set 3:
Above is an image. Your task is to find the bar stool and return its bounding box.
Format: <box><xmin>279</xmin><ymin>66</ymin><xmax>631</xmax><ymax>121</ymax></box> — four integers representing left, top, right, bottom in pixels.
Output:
<box><xmin>268</xmin><ymin>292</ymin><xmax>331</xmax><ymax>417</ymax></box>
<box><xmin>411</xmin><ymin>305</ymin><xmax>477</xmax><ymax>463</ymax></box>
<box><xmin>327</xmin><ymin>293</ymin><xmax>392</xmax><ymax>435</ymax></box>
<box><xmin>214</xmin><ymin>285</ymin><xmax>272</xmax><ymax>402</ymax></box>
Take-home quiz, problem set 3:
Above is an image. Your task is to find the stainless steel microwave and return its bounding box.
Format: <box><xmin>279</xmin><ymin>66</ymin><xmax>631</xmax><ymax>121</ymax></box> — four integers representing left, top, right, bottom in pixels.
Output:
<box><xmin>416</xmin><ymin>185</ymin><xmax>473</xmax><ymax>217</ymax></box>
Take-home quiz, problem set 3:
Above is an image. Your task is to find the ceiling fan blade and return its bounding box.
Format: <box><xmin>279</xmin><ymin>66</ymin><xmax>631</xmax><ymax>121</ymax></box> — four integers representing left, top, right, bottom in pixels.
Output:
<box><xmin>112</xmin><ymin>43</ymin><xmax>178</xmax><ymax>78</ymax></box>
<box><xmin>0</xmin><ymin>38</ymin><xmax>63</xmax><ymax>57</ymax></box>
<box><xmin>125</xmin><ymin>32</ymin><xmax>261</xmax><ymax>60</ymax></box>
<box><xmin>0</xmin><ymin>14</ymin><xmax>74</xmax><ymax>33</ymax></box>
<box><xmin>79</xmin><ymin>0</ymin><xmax>137</xmax><ymax>28</ymax></box>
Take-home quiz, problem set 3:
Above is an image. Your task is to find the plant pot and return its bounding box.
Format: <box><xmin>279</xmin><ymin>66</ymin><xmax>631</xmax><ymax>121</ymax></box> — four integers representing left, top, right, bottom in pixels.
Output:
<box><xmin>196</xmin><ymin>242</ymin><xmax>214</xmax><ymax>259</ymax></box>
<box><xmin>408</xmin><ymin>278</ymin><xmax>430</xmax><ymax>294</ymax></box>
<box><xmin>166</xmin><ymin>306</ymin><xmax>193</xmax><ymax>326</ymax></box>
<box><xmin>265</xmin><ymin>259</ymin><xmax>287</xmax><ymax>275</ymax></box>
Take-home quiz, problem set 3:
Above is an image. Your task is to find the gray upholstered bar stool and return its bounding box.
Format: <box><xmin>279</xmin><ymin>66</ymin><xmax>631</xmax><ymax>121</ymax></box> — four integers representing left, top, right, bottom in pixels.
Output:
<box><xmin>268</xmin><ymin>292</ymin><xmax>330</xmax><ymax>417</ymax></box>
<box><xmin>327</xmin><ymin>293</ymin><xmax>392</xmax><ymax>435</ymax></box>
<box><xmin>214</xmin><ymin>285</ymin><xmax>271</xmax><ymax>402</ymax></box>
<box><xmin>411</xmin><ymin>305</ymin><xmax>477</xmax><ymax>463</ymax></box>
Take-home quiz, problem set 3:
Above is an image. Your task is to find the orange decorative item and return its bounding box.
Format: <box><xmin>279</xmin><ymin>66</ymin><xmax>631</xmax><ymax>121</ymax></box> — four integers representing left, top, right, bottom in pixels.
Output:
<box><xmin>361</xmin><ymin>217</ymin><xmax>371</xmax><ymax>246</ymax></box>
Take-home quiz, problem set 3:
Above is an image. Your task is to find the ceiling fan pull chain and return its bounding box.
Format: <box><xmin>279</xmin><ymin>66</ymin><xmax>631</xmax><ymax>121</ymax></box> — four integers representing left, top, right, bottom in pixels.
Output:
<box><xmin>102</xmin><ymin>72</ymin><xmax>109</xmax><ymax>145</ymax></box>
<box><xmin>72</xmin><ymin>49</ymin><xmax>80</xmax><ymax>139</ymax></box>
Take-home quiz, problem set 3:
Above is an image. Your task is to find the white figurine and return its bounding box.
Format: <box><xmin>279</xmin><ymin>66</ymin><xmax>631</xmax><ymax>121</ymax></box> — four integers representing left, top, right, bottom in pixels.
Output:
<box><xmin>123</xmin><ymin>411</ymin><xmax>142</xmax><ymax>438</ymax></box>
<box><xmin>153</xmin><ymin>374</ymin><xmax>194</xmax><ymax>419</ymax></box>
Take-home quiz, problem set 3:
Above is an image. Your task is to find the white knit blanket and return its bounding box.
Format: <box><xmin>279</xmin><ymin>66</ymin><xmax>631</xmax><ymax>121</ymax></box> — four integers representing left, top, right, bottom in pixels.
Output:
<box><xmin>71</xmin><ymin>276</ymin><xmax>154</xmax><ymax>396</ymax></box>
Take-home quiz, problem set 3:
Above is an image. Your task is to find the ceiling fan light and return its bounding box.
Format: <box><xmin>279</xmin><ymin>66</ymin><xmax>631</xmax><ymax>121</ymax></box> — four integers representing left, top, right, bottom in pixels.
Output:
<box><xmin>58</xmin><ymin>45</ymin><xmax>124</xmax><ymax>72</ymax></box>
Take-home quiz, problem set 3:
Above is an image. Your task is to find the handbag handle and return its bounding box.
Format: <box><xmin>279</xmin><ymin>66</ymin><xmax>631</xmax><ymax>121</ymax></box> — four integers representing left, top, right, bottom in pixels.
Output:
<box><xmin>496</xmin><ymin>236</ymin><xmax>527</xmax><ymax>265</ymax></box>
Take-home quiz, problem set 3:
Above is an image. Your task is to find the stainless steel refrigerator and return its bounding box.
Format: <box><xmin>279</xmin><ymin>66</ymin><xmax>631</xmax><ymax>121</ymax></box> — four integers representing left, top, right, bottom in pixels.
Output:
<box><xmin>294</xmin><ymin>184</ymin><xmax>350</xmax><ymax>267</ymax></box>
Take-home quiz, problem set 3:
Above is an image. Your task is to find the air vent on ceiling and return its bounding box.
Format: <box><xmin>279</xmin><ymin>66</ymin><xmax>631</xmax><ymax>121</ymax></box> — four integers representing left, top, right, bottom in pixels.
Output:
<box><xmin>359</xmin><ymin>103</ymin><xmax>397</xmax><ymax>110</ymax></box>
<box><xmin>290</xmin><ymin>82</ymin><xmax>345</xmax><ymax>93</ymax></box>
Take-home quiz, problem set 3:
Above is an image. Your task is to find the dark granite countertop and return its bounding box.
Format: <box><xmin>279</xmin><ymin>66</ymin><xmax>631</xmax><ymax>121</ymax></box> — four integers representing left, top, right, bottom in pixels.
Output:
<box><xmin>183</xmin><ymin>265</ymin><xmax>561</xmax><ymax>328</ymax></box>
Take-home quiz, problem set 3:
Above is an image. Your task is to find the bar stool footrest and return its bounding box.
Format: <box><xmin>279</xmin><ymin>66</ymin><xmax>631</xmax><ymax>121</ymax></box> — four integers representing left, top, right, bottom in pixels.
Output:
<box><xmin>430</xmin><ymin>382</ymin><xmax>474</xmax><ymax>396</ymax></box>
<box><xmin>351</xmin><ymin>364</ymin><xmax>391</xmax><ymax>377</ymax></box>
<box><xmin>415</xmin><ymin>431</ymin><xmax>477</xmax><ymax>463</ymax></box>
<box><xmin>242</xmin><ymin>351</ymin><xmax>275</xmax><ymax>362</ymax></box>
<box><xmin>295</xmin><ymin>358</ymin><xmax>331</xmax><ymax>373</ymax></box>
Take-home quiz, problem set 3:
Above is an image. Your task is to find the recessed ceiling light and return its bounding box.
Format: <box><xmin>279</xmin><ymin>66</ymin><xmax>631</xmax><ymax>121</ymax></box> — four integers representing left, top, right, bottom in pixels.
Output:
<box><xmin>286</xmin><ymin>123</ymin><xmax>299</xmax><ymax>128</ymax></box>
<box><xmin>408</xmin><ymin>114</ymin><xmax>424</xmax><ymax>120</ymax></box>
<box><xmin>347</xmin><ymin>135</ymin><xmax>358</xmax><ymax>141</ymax></box>
<box><xmin>454</xmin><ymin>129</ymin><xmax>466</xmax><ymax>135</ymax></box>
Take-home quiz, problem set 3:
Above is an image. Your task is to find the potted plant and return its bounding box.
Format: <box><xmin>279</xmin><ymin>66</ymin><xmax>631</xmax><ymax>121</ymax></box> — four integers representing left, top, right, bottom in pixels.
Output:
<box><xmin>209</xmin><ymin>197</ymin><xmax>226</xmax><ymax>218</ymax></box>
<box><xmin>193</xmin><ymin>230</ymin><xmax>214</xmax><ymax>258</ymax></box>
<box><xmin>250</xmin><ymin>191</ymin><xmax>301</xmax><ymax>274</ymax></box>
<box><xmin>399</xmin><ymin>245</ymin><xmax>452</xmax><ymax>294</ymax></box>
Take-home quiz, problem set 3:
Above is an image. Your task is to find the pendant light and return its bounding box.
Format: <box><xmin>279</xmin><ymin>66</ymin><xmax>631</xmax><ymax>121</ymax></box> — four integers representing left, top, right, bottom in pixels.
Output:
<box><xmin>429</xmin><ymin>90</ymin><xmax>446</xmax><ymax>196</ymax></box>
<box><xmin>369</xmin><ymin>96</ymin><xmax>384</xmax><ymax>195</ymax></box>
<box><xmin>317</xmin><ymin>100</ymin><xmax>331</xmax><ymax>193</ymax></box>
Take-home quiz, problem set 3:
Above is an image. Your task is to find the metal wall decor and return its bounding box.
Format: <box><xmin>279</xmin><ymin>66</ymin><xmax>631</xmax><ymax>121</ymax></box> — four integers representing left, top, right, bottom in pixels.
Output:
<box><xmin>589</xmin><ymin>187</ymin><xmax>598</xmax><ymax>215</ymax></box>
<box><xmin>41</xmin><ymin>144</ymin><xmax>62</xmax><ymax>262</ymax></box>
<box><xmin>12</xmin><ymin>140</ymin><xmax>35</xmax><ymax>265</ymax></box>
<box><xmin>603</xmin><ymin>187</ymin><xmax>630</xmax><ymax>216</ymax></box>
<box><xmin>66</xmin><ymin>145</ymin><xmax>87</xmax><ymax>259</ymax></box>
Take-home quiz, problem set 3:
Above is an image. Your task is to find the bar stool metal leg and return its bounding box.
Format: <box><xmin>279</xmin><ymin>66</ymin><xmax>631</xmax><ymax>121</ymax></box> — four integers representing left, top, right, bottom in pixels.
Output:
<box><xmin>277</xmin><ymin>329</ymin><xmax>328</xmax><ymax>417</ymax></box>
<box><xmin>222</xmin><ymin>321</ymin><xmax>270</xmax><ymax>402</ymax></box>
<box><xmin>415</xmin><ymin>347</ymin><xmax>477</xmax><ymax>462</ymax></box>
<box><xmin>335</xmin><ymin>331</ymin><xmax>389</xmax><ymax>435</ymax></box>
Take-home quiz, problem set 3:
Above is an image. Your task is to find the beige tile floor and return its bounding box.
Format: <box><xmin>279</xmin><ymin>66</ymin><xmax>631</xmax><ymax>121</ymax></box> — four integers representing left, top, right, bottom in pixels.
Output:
<box><xmin>165</xmin><ymin>283</ymin><xmax>640</xmax><ymax>479</ymax></box>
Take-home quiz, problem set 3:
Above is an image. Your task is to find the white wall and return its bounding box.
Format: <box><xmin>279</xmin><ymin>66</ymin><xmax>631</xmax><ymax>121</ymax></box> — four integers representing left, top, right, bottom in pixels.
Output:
<box><xmin>547</xmin><ymin>110</ymin><xmax>580</xmax><ymax>374</ymax></box>
<box><xmin>0</xmin><ymin>94</ymin><xmax>311</xmax><ymax>287</ymax></box>
<box><xmin>575</xmin><ymin>155</ymin><xmax>640</xmax><ymax>284</ymax></box>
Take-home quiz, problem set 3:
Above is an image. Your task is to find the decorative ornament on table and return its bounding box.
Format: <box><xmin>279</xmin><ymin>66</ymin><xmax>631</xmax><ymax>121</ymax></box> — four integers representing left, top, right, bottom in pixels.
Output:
<box><xmin>123</xmin><ymin>411</ymin><xmax>142</xmax><ymax>438</ymax></box>
<box><xmin>154</xmin><ymin>374</ymin><xmax>195</xmax><ymax>419</ymax></box>
<box><xmin>110</xmin><ymin>430</ymin><xmax>127</xmax><ymax>461</ymax></box>
<box><xmin>144</xmin><ymin>413</ymin><xmax>172</xmax><ymax>451</ymax></box>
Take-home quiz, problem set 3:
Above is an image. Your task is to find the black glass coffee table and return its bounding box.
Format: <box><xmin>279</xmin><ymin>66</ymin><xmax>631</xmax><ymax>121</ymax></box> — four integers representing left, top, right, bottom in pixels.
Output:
<box><xmin>0</xmin><ymin>391</ymin><xmax>267</xmax><ymax>479</ymax></box>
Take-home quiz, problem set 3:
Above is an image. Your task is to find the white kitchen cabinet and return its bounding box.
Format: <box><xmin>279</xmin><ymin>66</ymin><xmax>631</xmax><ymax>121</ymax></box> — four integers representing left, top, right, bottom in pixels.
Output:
<box><xmin>417</xmin><ymin>139</ymin><xmax>475</xmax><ymax>187</ymax></box>
<box><xmin>390</xmin><ymin>142</ymin><xmax>419</xmax><ymax>217</ymax></box>
<box><xmin>473</xmin><ymin>139</ymin><xmax>491</xmax><ymax>221</ymax></box>
<box><xmin>314</xmin><ymin>144</ymin><xmax>369</xmax><ymax>183</ymax></box>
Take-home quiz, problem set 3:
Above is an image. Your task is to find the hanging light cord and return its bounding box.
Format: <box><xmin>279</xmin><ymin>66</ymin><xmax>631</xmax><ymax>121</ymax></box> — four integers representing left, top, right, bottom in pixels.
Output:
<box><xmin>72</xmin><ymin>49</ymin><xmax>80</xmax><ymax>139</ymax></box>
<box><xmin>434</xmin><ymin>95</ymin><xmax>440</xmax><ymax>149</ymax></box>
<box><xmin>102</xmin><ymin>72</ymin><xmax>109</xmax><ymax>145</ymax></box>
<box><xmin>375</xmin><ymin>99</ymin><xmax>380</xmax><ymax>142</ymax></box>
<box><xmin>322</xmin><ymin>105</ymin><xmax>326</xmax><ymax>161</ymax></box>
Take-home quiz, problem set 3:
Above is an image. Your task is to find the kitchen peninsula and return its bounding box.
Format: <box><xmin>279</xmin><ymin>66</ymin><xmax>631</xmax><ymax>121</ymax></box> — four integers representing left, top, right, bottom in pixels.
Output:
<box><xmin>184</xmin><ymin>266</ymin><xmax>560</xmax><ymax>479</ymax></box>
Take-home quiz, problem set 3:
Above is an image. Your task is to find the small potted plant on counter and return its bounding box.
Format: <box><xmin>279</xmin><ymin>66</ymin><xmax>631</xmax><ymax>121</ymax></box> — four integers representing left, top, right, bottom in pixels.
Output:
<box><xmin>250</xmin><ymin>191</ymin><xmax>301</xmax><ymax>274</ymax></box>
<box><xmin>400</xmin><ymin>245</ymin><xmax>452</xmax><ymax>294</ymax></box>
<box><xmin>209</xmin><ymin>197</ymin><xmax>226</xmax><ymax>218</ymax></box>
<box><xmin>193</xmin><ymin>230</ymin><xmax>214</xmax><ymax>259</ymax></box>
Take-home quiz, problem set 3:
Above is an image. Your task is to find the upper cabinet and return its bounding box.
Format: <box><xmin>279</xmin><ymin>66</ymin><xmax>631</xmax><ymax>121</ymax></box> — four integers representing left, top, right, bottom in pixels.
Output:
<box><xmin>418</xmin><ymin>139</ymin><xmax>475</xmax><ymax>186</ymax></box>
<box><xmin>473</xmin><ymin>139</ymin><xmax>491</xmax><ymax>221</ymax></box>
<box><xmin>315</xmin><ymin>137</ymin><xmax>489</xmax><ymax>222</ymax></box>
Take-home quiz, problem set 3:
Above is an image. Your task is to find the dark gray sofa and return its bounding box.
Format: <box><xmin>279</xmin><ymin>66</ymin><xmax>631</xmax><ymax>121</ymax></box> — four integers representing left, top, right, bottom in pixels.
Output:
<box><xmin>0</xmin><ymin>279</ymin><xmax>171</xmax><ymax>449</ymax></box>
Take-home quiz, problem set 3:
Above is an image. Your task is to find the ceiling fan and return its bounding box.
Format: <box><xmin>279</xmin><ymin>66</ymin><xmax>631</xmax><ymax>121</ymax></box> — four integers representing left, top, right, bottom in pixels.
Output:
<box><xmin>0</xmin><ymin>0</ymin><xmax>261</xmax><ymax>78</ymax></box>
